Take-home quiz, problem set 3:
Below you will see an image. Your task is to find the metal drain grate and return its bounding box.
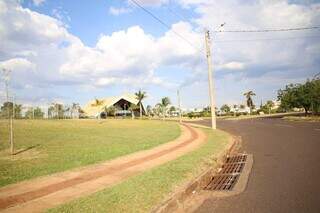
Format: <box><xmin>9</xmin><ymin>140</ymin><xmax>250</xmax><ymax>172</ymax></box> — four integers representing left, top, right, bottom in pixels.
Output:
<box><xmin>220</xmin><ymin>162</ymin><xmax>245</xmax><ymax>174</ymax></box>
<box><xmin>205</xmin><ymin>174</ymin><xmax>240</xmax><ymax>191</ymax></box>
<box><xmin>205</xmin><ymin>154</ymin><xmax>247</xmax><ymax>191</ymax></box>
<box><xmin>225</xmin><ymin>154</ymin><xmax>247</xmax><ymax>164</ymax></box>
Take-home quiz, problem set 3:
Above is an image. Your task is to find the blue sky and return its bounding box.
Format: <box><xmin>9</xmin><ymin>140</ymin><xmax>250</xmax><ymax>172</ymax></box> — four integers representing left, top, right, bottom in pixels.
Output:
<box><xmin>0</xmin><ymin>0</ymin><xmax>320</xmax><ymax>109</ymax></box>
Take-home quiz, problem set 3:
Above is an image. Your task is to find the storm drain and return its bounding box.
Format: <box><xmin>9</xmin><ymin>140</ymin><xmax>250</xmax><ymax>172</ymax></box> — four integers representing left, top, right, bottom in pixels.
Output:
<box><xmin>220</xmin><ymin>162</ymin><xmax>245</xmax><ymax>174</ymax></box>
<box><xmin>205</xmin><ymin>154</ymin><xmax>247</xmax><ymax>191</ymax></box>
<box><xmin>225</xmin><ymin>154</ymin><xmax>247</xmax><ymax>164</ymax></box>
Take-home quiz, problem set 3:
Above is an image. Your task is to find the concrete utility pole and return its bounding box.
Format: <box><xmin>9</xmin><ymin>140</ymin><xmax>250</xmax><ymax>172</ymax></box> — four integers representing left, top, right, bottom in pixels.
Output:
<box><xmin>2</xmin><ymin>68</ymin><xmax>14</xmax><ymax>154</ymax></box>
<box><xmin>10</xmin><ymin>96</ymin><xmax>14</xmax><ymax>154</ymax></box>
<box><xmin>205</xmin><ymin>30</ymin><xmax>217</xmax><ymax>130</ymax></box>
<box><xmin>177</xmin><ymin>89</ymin><xmax>182</xmax><ymax>124</ymax></box>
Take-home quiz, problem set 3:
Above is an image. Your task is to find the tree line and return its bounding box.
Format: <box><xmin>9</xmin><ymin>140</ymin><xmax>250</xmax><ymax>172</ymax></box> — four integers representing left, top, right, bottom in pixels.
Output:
<box><xmin>0</xmin><ymin>102</ymin><xmax>82</xmax><ymax>119</ymax></box>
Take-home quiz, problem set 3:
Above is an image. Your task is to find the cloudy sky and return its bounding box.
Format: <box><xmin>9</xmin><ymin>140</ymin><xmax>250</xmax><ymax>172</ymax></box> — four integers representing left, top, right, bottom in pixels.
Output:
<box><xmin>0</xmin><ymin>0</ymin><xmax>319</xmax><ymax>108</ymax></box>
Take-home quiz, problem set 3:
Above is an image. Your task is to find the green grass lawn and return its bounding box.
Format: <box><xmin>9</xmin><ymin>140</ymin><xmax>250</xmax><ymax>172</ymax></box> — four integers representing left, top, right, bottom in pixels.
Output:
<box><xmin>0</xmin><ymin>119</ymin><xmax>180</xmax><ymax>187</ymax></box>
<box><xmin>48</xmin><ymin>128</ymin><xmax>231</xmax><ymax>213</ymax></box>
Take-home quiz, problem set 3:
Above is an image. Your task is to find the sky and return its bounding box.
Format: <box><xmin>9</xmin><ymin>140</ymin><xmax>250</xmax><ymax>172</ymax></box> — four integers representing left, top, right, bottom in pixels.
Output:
<box><xmin>0</xmin><ymin>0</ymin><xmax>319</xmax><ymax>109</ymax></box>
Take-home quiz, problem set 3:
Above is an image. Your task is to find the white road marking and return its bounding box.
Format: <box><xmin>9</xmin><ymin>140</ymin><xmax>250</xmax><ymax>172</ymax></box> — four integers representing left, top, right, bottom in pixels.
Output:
<box><xmin>275</xmin><ymin>124</ymin><xmax>294</xmax><ymax>128</ymax></box>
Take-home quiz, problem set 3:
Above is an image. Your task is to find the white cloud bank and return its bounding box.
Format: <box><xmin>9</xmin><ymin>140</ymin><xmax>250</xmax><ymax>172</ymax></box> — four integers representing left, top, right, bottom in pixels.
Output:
<box><xmin>0</xmin><ymin>58</ymin><xmax>36</xmax><ymax>72</ymax></box>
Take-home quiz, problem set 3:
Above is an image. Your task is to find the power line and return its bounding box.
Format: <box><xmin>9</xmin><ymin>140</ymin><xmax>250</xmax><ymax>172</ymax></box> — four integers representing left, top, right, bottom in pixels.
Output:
<box><xmin>213</xmin><ymin>26</ymin><xmax>320</xmax><ymax>33</ymax></box>
<box><xmin>129</xmin><ymin>0</ymin><xmax>201</xmax><ymax>51</ymax></box>
<box><xmin>165</xmin><ymin>3</ymin><xmax>189</xmax><ymax>22</ymax></box>
<box><xmin>214</xmin><ymin>34</ymin><xmax>320</xmax><ymax>43</ymax></box>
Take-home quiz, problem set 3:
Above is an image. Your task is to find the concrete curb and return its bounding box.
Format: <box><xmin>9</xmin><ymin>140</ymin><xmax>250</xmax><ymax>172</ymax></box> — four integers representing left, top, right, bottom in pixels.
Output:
<box><xmin>150</xmin><ymin>133</ymin><xmax>240</xmax><ymax>213</ymax></box>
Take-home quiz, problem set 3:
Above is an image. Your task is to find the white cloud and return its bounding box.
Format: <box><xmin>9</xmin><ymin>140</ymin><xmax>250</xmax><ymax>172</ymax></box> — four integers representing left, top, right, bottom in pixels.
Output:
<box><xmin>0</xmin><ymin>58</ymin><xmax>36</xmax><ymax>72</ymax></box>
<box><xmin>59</xmin><ymin>22</ymin><xmax>202</xmax><ymax>88</ymax></box>
<box><xmin>0</xmin><ymin>0</ymin><xmax>196</xmax><ymax>96</ymax></box>
<box><xmin>32</xmin><ymin>0</ymin><xmax>45</xmax><ymax>6</ymax></box>
<box><xmin>218</xmin><ymin>61</ymin><xmax>245</xmax><ymax>70</ymax></box>
<box><xmin>109</xmin><ymin>6</ymin><xmax>132</xmax><ymax>16</ymax></box>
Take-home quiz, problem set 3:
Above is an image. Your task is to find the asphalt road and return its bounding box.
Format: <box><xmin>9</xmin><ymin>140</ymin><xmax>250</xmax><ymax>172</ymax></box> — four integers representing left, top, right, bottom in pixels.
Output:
<box><xmin>190</xmin><ymin>118</ymin><xmax>320</xmax><ymax>213</ymax></box>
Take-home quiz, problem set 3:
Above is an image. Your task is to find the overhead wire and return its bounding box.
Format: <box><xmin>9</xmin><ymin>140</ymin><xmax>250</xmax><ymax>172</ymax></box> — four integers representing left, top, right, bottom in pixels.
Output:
<box><xmin>129</xmin><ymin>0</ymin><xmax>202</xmax><ymax>52</ymax></box>
<box><xmin>212</xmin><ymin>26</ymin><xmax>320</xmax><ymax>33</ymax></box>
<box><xmin>214</xmin><ymin>34</ymin><xmax>320</xmax><ymax>43</ymax></box>
<box><xmin>129</xmin><ymin>0</ymin><xmax>320</xmax><ymax>51</ymax></box>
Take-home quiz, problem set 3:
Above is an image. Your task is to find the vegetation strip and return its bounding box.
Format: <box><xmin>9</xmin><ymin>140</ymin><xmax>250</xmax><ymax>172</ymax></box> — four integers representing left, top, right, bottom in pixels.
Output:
<box><xmin>0</xmin><ymin>124</ymin><xmax>202</xmax><ymax>211</ymax></box>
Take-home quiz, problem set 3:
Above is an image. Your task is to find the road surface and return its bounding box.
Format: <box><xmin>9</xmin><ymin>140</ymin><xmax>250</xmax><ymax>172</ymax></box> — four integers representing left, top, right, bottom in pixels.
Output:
<box><xmin>190</xmin><ymin>118</ymin><xmax>320</xmax><ymax>213</ymax></box>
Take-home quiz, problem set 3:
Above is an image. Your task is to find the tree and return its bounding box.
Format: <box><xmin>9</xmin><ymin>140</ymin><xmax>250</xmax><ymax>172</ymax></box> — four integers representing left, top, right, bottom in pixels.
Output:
<box><xmin>49</xmin><ymin>103</ymin><xmax>64</xmax><ymax>119</ymax></box>
<box><xmin>158</xmin><ymin>97</ymin><xmax>171</xmax><ymax>119</ymax></box>
<box><xmin>278</xmin><ymin>80</ymin><xmax>318</xmax><ymax>115</ymax></box>
<box><xmin>154</xmin><ymin>103</ymin><xmax>162</xmax><ymax>117</ymax></box>
<box><xmin>311</xmin><ymin>79</ymin><xmax>320</xmax><ymax>114</ymax></box>
<box><xmin>25</xmin><ymin>107</ymin><xmax>44</xmax><ymax>119</ymax></box>
<box><xmin>169</xmin><ymin>106</ymin><xmax>176</xmax><ymax>116</ymax></box>
<box><xmin>220</xmin><ymin>104</ymin><xmax>231</xmax><ymax>114</ymax></box>
<box><xmin>14</xmin><ymin>104</ymin><xmax>22</xmax><ymax>119</ymax></box>
<box><xmin>233</xmin><ymin>104</ymin><xmax>238</xmax><ymax>116</ymax></box>
<box><xmin>105</xmin><ymin>106</ymin><xmax>116</xmax><ymax>117</ymax></box>
<box><xmin>146</xmin><ymin>105</ymin><xmax>152</xmax><ymax>117</ymax></box>
<box><xmin>0</xmin><ymin>103</ymin><xmax>23</xmax><ymax>119</ymax></box>
<box><xmin>240</xmin><ymin>104</ymin><xmax>246</xmax><ymax>110</ymax></box>
<box><xmin>135</xmin><ymin>90</ymin><xmax>147</xmax><ymax>119</ymax></box>
<box><xmin>71</xmin><ymin>103</ymin><xmax>80</xmax><ymax>119</ymax></box>
<box><xmin>244</xmin><ymin>91</ymin><xmax>256</xmax><ymax>114</ymax></box>
<box><xmin>265</xmin><ymin>100</ymin><xmax>274</xmax><ymax>114</ymax></box>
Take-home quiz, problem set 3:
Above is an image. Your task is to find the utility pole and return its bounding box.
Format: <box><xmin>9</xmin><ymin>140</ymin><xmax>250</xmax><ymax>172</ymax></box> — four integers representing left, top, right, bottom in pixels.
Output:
<box><xmin>10</xmin><ymin>95</ymin><xmax>14</xmax><ymax>154</ymax></box>
<box><xmin>2</xmin><ymin>68</ymin><xmax>14</xmax><ymax>154</ymax></box>
<box><xmin>177</xmin><ymin>89</ymin><xmax>182</xmax><ymax>124</ymax></box>
<box><xmin>205</xmin><ymin>30</ymin><xmax>216</xmax><ymax>130</ymax></box>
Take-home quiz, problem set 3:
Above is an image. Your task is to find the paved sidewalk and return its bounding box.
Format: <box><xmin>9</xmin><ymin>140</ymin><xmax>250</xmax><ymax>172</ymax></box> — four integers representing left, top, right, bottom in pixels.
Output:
<box><xmin>0</xmin><ymin>124</ymin><xmax>206</xmax><ymax>213</ymax></box>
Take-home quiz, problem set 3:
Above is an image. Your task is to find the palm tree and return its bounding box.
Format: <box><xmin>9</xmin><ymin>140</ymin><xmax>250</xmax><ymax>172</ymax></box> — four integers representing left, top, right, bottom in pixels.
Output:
<box><xmin>244</xmin><ymin>91</ymin><xmax>256</xmax><ymax>114</ymax></box>
<box><xmin>158</xmin><ymin>97</ymin><xmax>171</xmax><ymax>119</ymax></box>
<box><xmin>135</xmin><ymin>90</ymin><xmax>147</xmax><ymax>119</ymax></box>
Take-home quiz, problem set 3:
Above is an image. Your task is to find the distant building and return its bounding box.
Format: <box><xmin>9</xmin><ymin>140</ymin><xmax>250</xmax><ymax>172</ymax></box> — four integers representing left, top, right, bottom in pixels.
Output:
<box><xmin>82</xmin><ymin>94</ymin><xmax>144</xmax><ymax>118</ymax></box>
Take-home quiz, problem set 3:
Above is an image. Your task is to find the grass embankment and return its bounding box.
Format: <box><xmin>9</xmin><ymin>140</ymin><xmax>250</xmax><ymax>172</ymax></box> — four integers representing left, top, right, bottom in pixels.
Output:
<box><xmin>0</xmin><ymin>119</ymin><xmax>180</xmax><ymax>187</ymax></box>
<box><xmin>217</xmin><ymin>112</ymin><xmax>303</xmax><ymax>120</ymax></box>
<box><xmin>283</xmin><ymin>116</ymin><xmax>320</xmax><ymax>122</ymax></box>
<box><xmin>48</xmin><ymin>128</ymin><xmax>231</xmax><ymax>213</ymax></box>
